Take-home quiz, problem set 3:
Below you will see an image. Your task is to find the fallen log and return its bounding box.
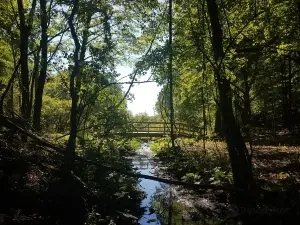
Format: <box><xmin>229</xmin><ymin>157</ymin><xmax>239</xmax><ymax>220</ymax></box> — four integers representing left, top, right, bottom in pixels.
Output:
<box><xmin>0</xmin><ymin>114</ymin><xmax>64</xmax><ymax>154</ymax></box>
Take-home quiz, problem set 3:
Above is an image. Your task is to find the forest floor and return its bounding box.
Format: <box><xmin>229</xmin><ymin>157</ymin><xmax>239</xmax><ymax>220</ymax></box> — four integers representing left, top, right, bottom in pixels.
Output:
<box><xmin>180</xmin><ymin>132</ymin><xmax>300</xmax><ymax>185</ymax></box>
<box><xmin>1</xmin><ymin>130</ymin><xmax>300</xmax><ymax>225</ymax></box>
<box><xmin>152</xmin><ymin>132</ymin><xmax>300</xmax><ymax>224</ymax></box>
<box><xmin>0</xmin><ymin>133</ymin><xmax>145</xmax><ymax>225</ymax></box>
<box><xmin>182</xmin><ymin>141</ymin><xmax>300</xmax><ymax>185</ymax></box>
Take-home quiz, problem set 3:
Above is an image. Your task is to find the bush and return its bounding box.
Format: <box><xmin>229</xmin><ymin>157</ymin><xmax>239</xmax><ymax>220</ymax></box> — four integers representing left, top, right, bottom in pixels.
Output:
<box><xmin>152</xmin><ymin>138</ymin><xmax>232</xmax><ymax>185</ymax></box>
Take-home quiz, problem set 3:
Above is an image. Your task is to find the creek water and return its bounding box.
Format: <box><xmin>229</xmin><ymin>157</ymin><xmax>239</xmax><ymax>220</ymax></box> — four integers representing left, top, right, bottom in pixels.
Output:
<box><xmin>131</xmin><ymin>142</ymin><xmax>165</xmax><ymax>224</ymax></box>
<box><xmin>130</xmin><ymin>142</ymin><xmax>209</xmax><ymax>224</ymax></box>
<box><xmin>128</xmin><ymin>143</ymin><xmax>291</xmax><ymax>225</ymax></box>
<box><xmin>129</xmin><ymin>142</ymin><xmax>226</xmax><ymax>225</ymax></box>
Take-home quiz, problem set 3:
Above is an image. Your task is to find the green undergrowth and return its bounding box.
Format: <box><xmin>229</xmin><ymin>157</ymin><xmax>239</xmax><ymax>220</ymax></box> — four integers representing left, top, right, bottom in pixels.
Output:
<box><xmin>123</xmin><ymin>138</ymin><xmax>142</xmax><ymax>151</ymax></box>
<box><xmin>74</xmin><ymin>147</ymin><xmax>145</xmax><ymax>224</ymax></box>
<box><xmin>151</xmin><ymin>138</ymin><xmax>233</xmax><ymax>186</ymax></box>
<box><xmin>151</xmin><ymin>138</ymin><xmax>300</xmax><ymax>193</ymax></box>
<box><xmin>49</xmin><ymin>134</ymin><xmax>143</xmax><ymax>153</ymax></box>
<box><xmin>0</xmin><ymin>134</ymin><xmax>145</xmax><ymax>225</ymax></box>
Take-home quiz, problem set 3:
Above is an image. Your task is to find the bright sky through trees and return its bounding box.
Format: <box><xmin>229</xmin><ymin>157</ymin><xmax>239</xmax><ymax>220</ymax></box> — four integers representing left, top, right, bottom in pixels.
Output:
<box><xmin>117</xmin><ymin>66</ymin><xmax>161</xmax><ymax>116</ymax></box>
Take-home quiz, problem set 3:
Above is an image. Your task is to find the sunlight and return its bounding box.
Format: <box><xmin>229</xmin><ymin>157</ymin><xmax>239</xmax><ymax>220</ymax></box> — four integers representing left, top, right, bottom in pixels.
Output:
<box><xmin>117</xmin><ymin>66</ymin><xmax>162</xmax><ymax>116</ymax></box>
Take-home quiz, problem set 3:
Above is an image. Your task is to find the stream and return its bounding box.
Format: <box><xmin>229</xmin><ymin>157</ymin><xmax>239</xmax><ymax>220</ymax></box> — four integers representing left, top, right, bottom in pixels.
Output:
<box><xmin>128</xmin><ymin>142</ymin><xmax>294</xmax><ymax>225</ymax></box>
<box><xmin>129</xmin><ymin>142</ymin><xmax>217</xmax><ymax>225</ymax></box>
<box><xmin>129</xmin><ymin>142</ymin><xmax>239</xmax><ymax>225</ymax></box>
<box><xmin>131</xmin><ymin>142</ymin><xmax>164</xmax><ymax>224</ymax></box>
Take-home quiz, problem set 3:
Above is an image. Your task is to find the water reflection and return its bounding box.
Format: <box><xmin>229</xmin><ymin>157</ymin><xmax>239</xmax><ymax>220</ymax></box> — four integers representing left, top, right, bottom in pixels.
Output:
<box><xmin>149</xmin><ymin>185</ymin><xmax>222</xmax><ymax>225</ymax></box>
<box><xmin>131</xmin><ymin>142</ymin><xmax>162</xmax><ymax>224</ymax></box>
<box><xmin>132</xmin><ymin>143</ymin><xmax>223</xmax><ymax>225</ymax></box>
<box><xmin>131</xmin><ymin>143</ymin><xmax>300</xmax><ymax>225</ymax></box>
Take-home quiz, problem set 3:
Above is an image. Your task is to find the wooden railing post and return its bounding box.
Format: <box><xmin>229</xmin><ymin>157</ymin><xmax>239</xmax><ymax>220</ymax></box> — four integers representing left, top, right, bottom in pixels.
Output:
<box><xmin>148</xmin><ymin>122</ymin><xmax>150</xmax><ymax>133</ymax></box>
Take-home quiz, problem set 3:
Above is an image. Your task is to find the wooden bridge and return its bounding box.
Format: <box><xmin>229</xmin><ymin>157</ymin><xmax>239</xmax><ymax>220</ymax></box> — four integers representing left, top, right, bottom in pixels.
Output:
<box><xmin>123</xmin><ymin>121</ymin><xmax>196</xmax><ymax>138</ymax></box>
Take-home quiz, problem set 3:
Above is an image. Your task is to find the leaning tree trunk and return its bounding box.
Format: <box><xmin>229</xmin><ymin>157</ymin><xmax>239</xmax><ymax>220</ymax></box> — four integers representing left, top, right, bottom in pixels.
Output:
<box><xmin>0</xmin><ymin>61</ymin><xmax>20</xmax><ymax>115</ymax></box>
<box><xmin>206</xmin><ymin>0</ymin><xmax>253</xmax><ymax>190</ymax></box>
<box><xmin>33</xmin><ymin>0</ymin><xmax>48</xmax><ymax>131</ymax></box>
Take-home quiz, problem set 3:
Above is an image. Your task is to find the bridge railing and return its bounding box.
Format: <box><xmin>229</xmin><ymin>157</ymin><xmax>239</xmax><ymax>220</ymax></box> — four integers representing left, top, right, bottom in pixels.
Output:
<box><xmin>127</xmin><ymin>121</ymin><xmax>197</xmax><ymax>137</ymax></box>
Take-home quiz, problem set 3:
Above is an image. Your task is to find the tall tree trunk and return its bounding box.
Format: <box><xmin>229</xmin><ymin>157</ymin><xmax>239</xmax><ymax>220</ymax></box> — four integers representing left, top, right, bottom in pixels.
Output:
<box><xmin>201</xmin><ymin>73</ymin><xmax>206</xmax><ymax>149</ymax></box>
<box><xmin>30</xmin><ymin>51</ymin><xmax>40</xmax><ymax>116</ymax></box>
<box><xmin>287</xmin><ymin>55</ymin><xmax>293</xmax><ymax>129</ymax></box>
<box><xmin>206</xmin><ymin>0</ymin><xmax>253</xmax><ymax>190</ymax></box>
<box><xmin>7</xmin><ymin>40</ymin><xmax>18</xmax><ymax>115</ymax></box>
<box><xmin>33</xmin><ymin>0</ymin><xmax>48</xmax><ymax>131</ymax></box>
<box><xmin>65</xmin><ymin>0</ymin><xmax>92</xmax><ymax>170</ymax></box>
<box><xmin>168</xmin><ymin>0</ymin><xmax>175</xmax><ymax>149</ymax></box>
<box><xmin>17</xmin><ymin>0</ymin><xmax>30</xmax><ymax>121</ymax></box>
<box><xmin>17</xmin><ymin>0</ymin><xmax>37</xmax><ymax>123</ymax></box>
<box><xmin>65</xmin><ymin>0</ymin><xmax>80</xmax><ymax>171</ymax></box>
<box><xmin>214</xmin><ymin>103</ymin><xmax>223</xmax><ymax>136</ymax></box>
<box><xmin>281</xmin><ymin>57</ymin><xmax>288</xmax><ymax>127</ymax></box>
<box><xmin>201</xmin><ymin>4</ymin><xmax>207</xmax><ymax>149</ymax></box>
<box><xmin>8</xmin><ymin>84</ymin><xmax>14</xmax><ymax>114</ymax></box>
<box><xmin>242</xmin><ymin>68</ymin><xmax>251</xmax><ymax>132</ymax></box>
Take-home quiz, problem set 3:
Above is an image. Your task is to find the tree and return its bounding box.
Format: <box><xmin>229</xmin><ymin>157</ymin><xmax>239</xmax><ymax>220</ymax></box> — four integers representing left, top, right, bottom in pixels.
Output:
<box><xmin>32</xmin><ymin>0</ymin><xmax>49</xmax><ymax>131</ymax></box>
<box><xmin>64</xmin><ymin>0</ymin><xmax>93</xmax><ymax>169</ymax></box>
<box><xmin>205</xmin><ymin>0</ymin><xmax>253</xmax><ymax>190</ymax></box>
<box><xmin>17</xmin><ymin>0</ymin><xmax>36</xmax><ymax>121</ymax></box>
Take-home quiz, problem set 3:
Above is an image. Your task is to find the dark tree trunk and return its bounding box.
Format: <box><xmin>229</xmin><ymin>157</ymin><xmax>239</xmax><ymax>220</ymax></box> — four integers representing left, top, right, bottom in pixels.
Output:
<box><xmin>0</xmin><ymin>62</ymin><xmax>20</xmax><ymax>115</ymax></box>
<box><xmin>30</xmin><ymin>51</ymin><xmax>40</xmax><ymax>116</ymax></box>
<box><xmin>17</xmin><ymin>0</ymin><xmax>37</xmax><ymax>123</ymax></box>
<box><xmin>201</xmin><ymin>77</ymin><xmax>206</xmax><ymax>148</ymax></box>
<box><xmin>7</xmin><ymin>41</ymin><xmax>18</xmax><ymax>115</ymax></box>
<box><xmin>287</xmin><ymin>56</ymin><xmax>293</xmax><ymax>129</ymax></box>
<box><xmin>281</xmin><ymin>57</ymin><xmax>288</xmax><ymax>127</ymax></box>
<box><xmin>17</xmin><ymin>0</ymin><xmax>30</xmax><ymax>121</ymax></box>
<box><xmin>65</xmin><ymin>0</ymin><xmax>92</xmax><ymax>170</ymax></box>
<box><xmin>214</xmin><ymin>104</ymin><xmax>223</xmax><ymax>136</ymax></box>
<box><xmin>33</xmin><ymin>0</ymin><xmax>48</xmax><ymax>131</ymax></box>
<box><xmin>8</xmin><ymin>84</ymin><xmax>14</xmax><ymax>114</ymax></box>
<box><xmin>206</xmin><ymin>0</ymin><xmax>253</xmax><ymax>190</ymax></box>
<box><xmin>242</xmin><ymin>69</ymin><xmax>251</xmax><ymax>134</ymax></box>
<box><xmin>65</xmin><ymin>0</ymin><xmax>80</xmax><ymax>170</ymax></box>
<box><xmin>280</xmin><ymin>56</ymin><xmax>293</xmax><ymax>129</ymax></box>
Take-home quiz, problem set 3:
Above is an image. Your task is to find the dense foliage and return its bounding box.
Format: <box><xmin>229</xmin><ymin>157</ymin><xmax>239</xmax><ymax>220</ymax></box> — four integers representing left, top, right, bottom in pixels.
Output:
<box><xmin>152</xmin><ymin>0</ymin><xmax>300</xmax><ymax>139</ymax></box>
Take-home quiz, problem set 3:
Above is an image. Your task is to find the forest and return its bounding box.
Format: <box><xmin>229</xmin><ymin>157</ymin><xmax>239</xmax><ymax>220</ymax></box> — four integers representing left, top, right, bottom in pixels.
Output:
<box><xmin>1</xmin><ymin>0</ymin><xmax>300</xmax><ymax>224</ymax></box>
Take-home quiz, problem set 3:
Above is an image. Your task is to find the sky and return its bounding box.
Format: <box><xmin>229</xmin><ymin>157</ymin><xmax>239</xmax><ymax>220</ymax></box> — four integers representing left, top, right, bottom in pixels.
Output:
<box><xmin>116</xmin><ymin>66</ymin><xmax>161</xmax><ymax>116</ymax></box>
